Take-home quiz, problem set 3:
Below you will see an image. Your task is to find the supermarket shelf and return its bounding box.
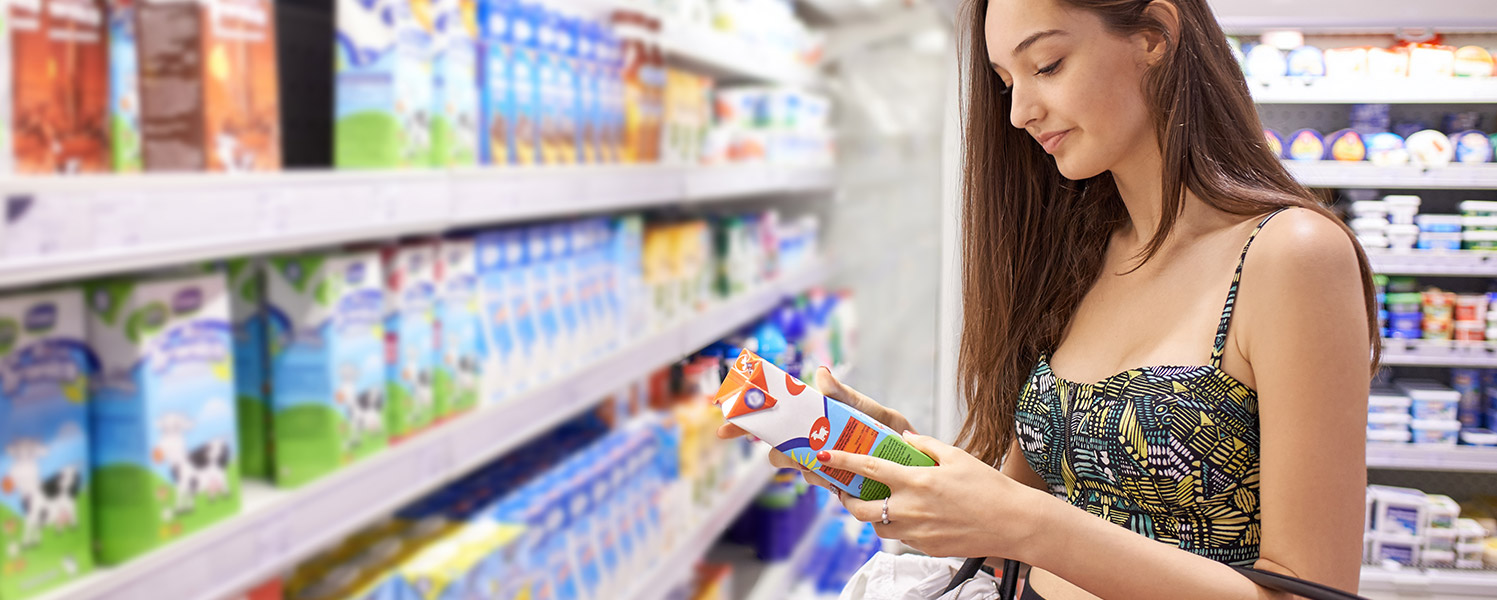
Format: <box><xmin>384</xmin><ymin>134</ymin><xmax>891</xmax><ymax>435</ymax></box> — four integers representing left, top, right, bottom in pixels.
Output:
<box><xmin>1368</xmin><ymin>249</ymin><xmax>1497</xmax><ymax>276</ymax></box>
<box><xmin>661</xmin><ymin>20</ymin><xmax>820</xmax><ymax>87</ymax></box>
<box><xmin>1284</xmin><ymin>162</ymin><xmax>1497</xmax><ymax>190</ymax></box>
<box><xmin>1367</xmin><ymin>444</ymin><xmax>1497</xmax><ymax>473</ymax></box>
<box><xmin>1250</xmin><ymin>78</ymin><xmax>1497</xmax><ymax>104</ymax></box>
<box><xmin>1379</xmin><ymin>339</ymin><xmax>1497</xmax><ymax>368</ymax></box>
<box><xmin>1361</xmin><ymin>564</ymin><xmax>1497</xmax><ymax>599</ymax></box>
<box><xmin>34</xmin><ymin>262</ymin><xmax>828</xmax><ymax>600</ymax></box>
<box><xmin>0</xmin><ymin>164</ymin><xmax>834</xmax><ymax>289</ymax></box>
<box><xmin>622</xmin><ymin>462</ymin><xmax>779</xmax><ymax>600</ymax></box>
<box><xmin>745</xmin><ymin>499</ymin><xmax>842</xmax><ymax>600</ymax></box>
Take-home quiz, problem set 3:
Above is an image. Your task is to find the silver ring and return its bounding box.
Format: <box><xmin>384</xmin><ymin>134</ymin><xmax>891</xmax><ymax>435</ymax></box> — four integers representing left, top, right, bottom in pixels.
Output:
<box><xmin>881</xmin><ymin>496</ymin><xmax>891</xmax><ymax>525</ymax></box>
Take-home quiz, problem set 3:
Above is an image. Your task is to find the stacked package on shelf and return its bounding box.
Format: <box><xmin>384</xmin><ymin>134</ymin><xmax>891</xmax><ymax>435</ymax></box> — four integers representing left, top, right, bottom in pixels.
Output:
<box><xmin>1423</xmin><ymin>288</ymin><xmax>1456</xmax><ymax>341</ymax></box>
<box><xmin>709</xmin><ymin>86</ymin><xmax>834</xmax><ymax>166</ymax></box>
<box><xmin>1365</xmin><ymin>485</ymin><xmax>1491</xmax><ymax>569</ymax></box>
<box><xmin>1398</xmin><ymin>380</ymin><xmax>1462</xmax><ymax>446</ymax></box>
<box><xmin>1385</xmin><ymin>276</ymin><xmax>1419</xmax><ymax>339</ymax></box>
<box><xmin>1462</xmin><ymin>201</ymin><xmax>1497</xmax><ymax>251</ymax></box>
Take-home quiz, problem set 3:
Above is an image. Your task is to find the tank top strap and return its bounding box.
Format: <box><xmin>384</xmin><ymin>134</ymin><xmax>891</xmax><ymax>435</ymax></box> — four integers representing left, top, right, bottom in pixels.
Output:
<box><xmin>1211</xmin><ymin>207</ymin><xmax>1292</xmax><ymax>368</ymax></box>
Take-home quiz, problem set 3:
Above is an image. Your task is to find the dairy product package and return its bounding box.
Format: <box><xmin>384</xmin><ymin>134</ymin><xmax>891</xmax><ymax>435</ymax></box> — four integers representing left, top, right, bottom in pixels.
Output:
<box><xmin>136</xmin><ymin>0</ymin><xmax>280</xmax><ymax>171</ymax></box>
<box><xmin>474</xmin><ymin>229</ymin><xmax>531</xmax><ymax>403</ymax></box>
<box><xmin>436</xmin><ymin>239</ymin><xmax>482</xmax><ymax>417</ymax></box>
<box><xmin>334</xmin><ymin>0</ymin><xmax>434</xmax><ymax>167</ymax></box>
<box><xmin>106</xmin><ymin>0</ymin><xmax>140</xmax><ymax>172</ymax></box>
<box><xmin>0</xmin><ymin>289</ymin><xmax>94</xmax><ymax>598</ymax></box>
<box><xmin>265</xmin><ymin>252</ymin><xmax>387</xmax><ymax>487</ymax></box>
<box><xmin>477</xmin><ymin>0</ymin><xmax>513</xmax><ymax>165</ymax></box>
<box><xmin>713</xmin><ymin>349</ymin><xmax>934</xmax><ymax>500</ymax></box>
<box><xmin>509</xmin><ymin>1</ymin><xmax>540</xmax><ymax>164</ymax></box>
<box><xmin>207</xmin><ymin>259</ymin><xmax>271</xmax><ymax>479</ymax></box>
<box><xmin>87</xmin><ymin>272</ymin><xmax>240</xmax><ymax>564</ymax></box>
<box><xmin>547</xmin><ymin>224</ymin><xmax>582</xmax><ymax>374</ymax></box>
<box><xmin>525</xmin><ymin>225</ymin><xmax>562</xmax><ymax>381</ymax></box>
<box><xmin>381</xmin><ymin>243</ymin><xmax>439</xmax><ymax>439</ymax></box>
<box><xmin>430</xmin><ymin>0</ymin><xmax>479</xmax><ymax>166</ymax></box>
<box><xmin>13</xmin><ymin>0</ymin><xmax>109</xmax><ymax>174</ymax></box>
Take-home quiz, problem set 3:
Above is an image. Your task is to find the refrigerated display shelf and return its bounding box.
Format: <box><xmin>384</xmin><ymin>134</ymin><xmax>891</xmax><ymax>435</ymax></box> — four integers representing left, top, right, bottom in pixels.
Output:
<box><xmin>1379</xmin><ymin>339</ymin><xmax>1497</xmax><ymax>367</ymax></box>
<box><xmin>660</xmin><ymin>20</ymin><xmax>820</xmax><ymax>87</ymax></box>
<box><xmin>33</xmin><ymin>262</ymin><xmax>828</xmax><ymax>600</ymax></box>
<box><xmin>1361</xmin><ymin>564</ymin><xmax>1497</xmax><ymax>599</ymax></box>
<box><xmin>745</xmin><ymin>499</ymin><xmax>843</xmax><ymax>600</ymax></box>
<box><xmin>622</xmin><ymin>462</ymin><xmax>780</xmax><ymax>600</ymax></box>
<box><xmin>1284</xmin><ymin>162</ymin><xmax>1497</xmax><ymax>190</ymax></box>
<box><xmin>1367</xmin><ymin>444</ymin><xmax>1497</xmax><ymax>473</ymax></box>
<box><xmin>1250</xmin><ymin>78</ymin><xmax>1497</xmax><ymax>104</ymax></box>
<box><xmin>1368</xmin><ymin>249</ymin><xmax>1497</xmax><ymax>276</ymax></box>
<box><xmin>0</xmin><ymin>165</ymin><xmax>834</xmax><ymax>289</ymax></box>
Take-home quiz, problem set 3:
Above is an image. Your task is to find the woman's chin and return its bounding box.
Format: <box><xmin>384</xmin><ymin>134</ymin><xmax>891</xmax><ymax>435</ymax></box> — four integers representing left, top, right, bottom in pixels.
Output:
<box><xmin>1053</xmin><ymin>157</ymin><xmax>1104</xmax><ymax>182</ymax></box>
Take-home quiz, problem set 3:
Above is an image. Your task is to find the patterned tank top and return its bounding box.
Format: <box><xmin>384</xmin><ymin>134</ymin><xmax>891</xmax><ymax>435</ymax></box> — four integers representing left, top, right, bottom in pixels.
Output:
<box><xmin>1015</xmin><ymin>208</ymin><xmax>1288</xmax><ymax>567</ymax></box>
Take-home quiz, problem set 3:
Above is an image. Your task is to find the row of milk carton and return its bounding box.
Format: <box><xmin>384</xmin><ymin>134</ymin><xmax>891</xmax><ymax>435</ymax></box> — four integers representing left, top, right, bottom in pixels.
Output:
<box><xmin>335</xmin><ymin>0</ymin><xmax>650</xmax><ymax>168</ymax></box>
<box><xmin>0</xmin><ymin>215</ymin><xmax>649</xmax><ymax>599</ymax></box>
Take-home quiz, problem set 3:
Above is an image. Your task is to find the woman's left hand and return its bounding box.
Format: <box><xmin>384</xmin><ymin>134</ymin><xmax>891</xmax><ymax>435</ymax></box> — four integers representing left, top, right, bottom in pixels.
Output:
<box><xmin>820</xmin><ymin>431</ymin><xmax>1059</xmax><ymax>561</ymax></box>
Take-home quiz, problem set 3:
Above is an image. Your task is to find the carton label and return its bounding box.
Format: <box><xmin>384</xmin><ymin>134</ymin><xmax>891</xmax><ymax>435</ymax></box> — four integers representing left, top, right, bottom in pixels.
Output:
<box><xmin>383</xmin><ymin>244</ymin><xmax>438</xmax><ymax>438</ymax></box>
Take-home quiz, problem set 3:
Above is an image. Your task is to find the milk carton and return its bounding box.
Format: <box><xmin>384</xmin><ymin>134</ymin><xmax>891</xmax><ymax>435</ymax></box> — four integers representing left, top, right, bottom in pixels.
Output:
<box><xmin>436</xmin><ymin>239</ymin><xmax>481</xmax><ymax>416</ymax></box>
<box><xmin>106</xmin><ymin>0</ymin><xmax>140</xmax><ymax>172</ymax></box>
<box><xmin>477</xmin><ymin>0</ymin><xmax>512</xmax><ymax>165</ymax></box>
<box><xmin>87</xmin><ymin>273</ymin><xmax>239</xmax><ymax>564</ymax></box>
<box><xmin>548</xmin><ymin>224</ymin><xmax>582</xmax><ymax>374</ymax></box>
<box><xmin>208</xmin><ymin>259</ymin><xmax>271</xmax><ymax>479</ymax></box>
<box><xmin>526</xmin><ymin>226</ymin><xmax>561</xmax><ymax>381</ymax></box>
<box><xmin>475</xmin><ymin>230</ymin><xmax>524</xmax><ymax>403</ymax></box>
<box><xmin>509</xmin><ymin>2</ymin><xmax>541</xmax><ymax>164</ymax></box>
<box><xmin>611</xmin><ymin>215</ymin><xmax>645</xmax><ymax>340</ymax></box>
<box><xmin>713</xmin><ymin>349</ymin><xmax>934</xmax><ymax>500</ymax></box>
<box><xmin>13</xmin><ymin>0</ymin><xmax>108</xmax><ymax>174</ymax></box>
<box><xmin>334</xmin><ymin>0</ymin><xmax>433</xmax><ymax>168</ymax></box>
<box><xmin>430</xmin><ymin>0</ymin><xmax>479</xmax><ymax>167</ymax></box>
<box><xmin>136</xmin><ymin>0</ymin><xmax>280</xmax><ymax>171</ymax></box>
<box><xmin>380</xmin><ymin>243</ymin><xmax>439</xmax><ymax>439</ymax></box>
<box><xmin>0</xmin><ymin>290</ymin><xmax>93</xmax><ymax>598</ymax></box>
<box><xmin>265</xmin><ymin>252</ymin><xmax>386</xmax><ymax>488</ymax></box>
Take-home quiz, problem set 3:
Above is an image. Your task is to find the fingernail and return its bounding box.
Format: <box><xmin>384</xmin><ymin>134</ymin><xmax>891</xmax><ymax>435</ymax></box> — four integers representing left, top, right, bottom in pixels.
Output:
<box><xmin>817</xmin><ymin>450</ymin><xmax>831</xmax><ymax>462</ymax></box>
<box><xmin>903</xmin><ymin>430</ymin><xmax>912</xmax><ymax>436</ymax></box>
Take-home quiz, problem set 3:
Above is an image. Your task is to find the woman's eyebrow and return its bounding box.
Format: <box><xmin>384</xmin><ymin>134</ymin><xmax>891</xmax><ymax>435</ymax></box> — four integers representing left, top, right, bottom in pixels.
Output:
<box><xmin>1012</xmin><ymin>29</ymin><xmax>1067</xmax><ymax>56</ymax></box>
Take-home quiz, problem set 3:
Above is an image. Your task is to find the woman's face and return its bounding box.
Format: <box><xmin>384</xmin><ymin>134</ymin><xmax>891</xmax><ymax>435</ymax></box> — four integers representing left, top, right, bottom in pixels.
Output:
<box><xmin>985</xmin><ymin>0</ymin><xmax>1159</xmax><ymax>180</ymax></box>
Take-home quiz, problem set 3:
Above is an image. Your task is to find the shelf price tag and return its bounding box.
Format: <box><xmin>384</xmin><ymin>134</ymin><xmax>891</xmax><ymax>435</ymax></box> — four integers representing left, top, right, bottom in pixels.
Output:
<box><xmin>5</xmin><ymin>193</ymin><xmax>93</xmax><ymax>259</ymax></box>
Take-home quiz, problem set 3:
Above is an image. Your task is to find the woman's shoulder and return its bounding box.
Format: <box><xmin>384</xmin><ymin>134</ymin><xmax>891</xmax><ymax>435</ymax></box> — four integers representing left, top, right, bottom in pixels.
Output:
<box><xmin>1240</xmin><ymin>205</ymin><xmax>1364</xmax><ymax>297</ymax></box>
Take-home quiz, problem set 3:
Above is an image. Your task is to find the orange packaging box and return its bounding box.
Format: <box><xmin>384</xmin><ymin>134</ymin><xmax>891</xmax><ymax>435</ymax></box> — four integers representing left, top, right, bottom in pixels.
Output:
<box><xmin>136</xmin><ymin>0</ymin><xmax>280</xmax><ymax>171</ymax></box>
<box><xmin>12</xmin><ymin>0</ymin><xmax>110</xmax><ymax>174</ymax></box>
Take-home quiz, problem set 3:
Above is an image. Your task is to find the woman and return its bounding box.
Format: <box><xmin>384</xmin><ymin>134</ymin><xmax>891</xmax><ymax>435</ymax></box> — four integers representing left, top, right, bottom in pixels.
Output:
<box><xmin>720</xmin><ymin>0</ymin><xmax>1379</xmax><ymax>598</ymax></box>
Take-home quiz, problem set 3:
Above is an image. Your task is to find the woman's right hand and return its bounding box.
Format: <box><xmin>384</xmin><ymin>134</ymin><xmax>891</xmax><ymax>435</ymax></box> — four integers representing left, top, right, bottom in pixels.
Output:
<box><xmin>715</xmin><ymin>365</ymin><xmax>915</xmax><ymax>490</ymax></box>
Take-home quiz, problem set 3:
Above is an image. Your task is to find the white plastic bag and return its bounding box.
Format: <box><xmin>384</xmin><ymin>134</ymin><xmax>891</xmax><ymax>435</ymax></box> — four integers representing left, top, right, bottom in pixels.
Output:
<box><xmin>838</xmin><ymin>552</ymin><xmax>1003</xmax><ymax>600</ymax></box>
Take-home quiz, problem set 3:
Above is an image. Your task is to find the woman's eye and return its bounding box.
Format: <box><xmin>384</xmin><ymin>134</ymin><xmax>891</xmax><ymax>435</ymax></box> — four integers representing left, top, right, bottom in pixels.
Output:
<box><xmin>1036</xmin><ymin>59</ymin><xmax>1064</xmax><ymax>76</ymax></box>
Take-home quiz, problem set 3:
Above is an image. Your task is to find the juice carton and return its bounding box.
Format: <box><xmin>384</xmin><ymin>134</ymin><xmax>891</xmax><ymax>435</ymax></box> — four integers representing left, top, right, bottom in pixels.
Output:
<box><xmin>12</xmin><ymin>0</ymin><xmax>108</xmax><ymax>174</ymax></box>
<box><xmin>713</xmin><ymin>349</ymin><xmax>935</xmax><ymax>500</ymax></box>
<box><xmin>509</xmin><ymin>2</ymin><xmax>540</xmax><ymax>164</ymax></box>
<box><xmin>435</xmin><ymin>239</ymin><xmax>481</xmax><ymax>417</ymax></box>
<box><xmin>554</xmin><ymin>12</ymin><xmax>579</xmax><ymax>164</ymax></box>
<box><xmin>476</xmin><ymin>0</ymin><xmax>512</xmax><ymax>165</ymax></box>
<box><xmin>475</xmin><ymin>230</ymin><xmax>519</xmax><ymax>403</ymax></box>
<box><xmin>601</xmin><ymin>27</ymin><xmax>624</xmax><ymax>163</ymax></box>
<box><xmin>334</xmin><ymin>0</ymin><xmax>433</xmax><ymax>168</ymax></box>
<box><xmin>135</xmin><ymin>0</ymin><xmax>280</xmax><ymax>171</ymax></box>
<box><xmin>611</xmin><ymin>215</ymin><xmax>645</xmax><ymax>339</ymax></box>
<box><xmin>575</xmin><ymin>20</ymin><xmax>598</xmax><ymax>164</ymax></box>
<box><xmin>87</xmin><ymin>272</ymin><xmax>240</xmax><ymax>564</ymax></box>
<box><xmin>106</xmin><ymin>0</ymin><xmax>139</xmax><ymax>172</ymax></box>
<box><xmin>0</xmin><ymin>290</ymin><xmax>93</xmax><ymax>599</ymax></box>
<box><xmin>380</xmin><ymin>243</ymin><xmax>439</xmax><ymax>439</ymax></box>
<box><xmin>265</xmin><ymin>251</ymin><xmax>386</xmax><ymax>488</ymax></box>
<box><xmin>430</xmin><ymin>0</ymin><xmax>478</xmax><ymax>167</ymax></box>
<box><xmin>207</xmin><ymin>259</ymin><xmax>271</xmax><ymax>479</ymax></box>
<box><xmin>535</xmin><ymin>8</ymin><xmax>560</xmax><ymax>164</ymax></box>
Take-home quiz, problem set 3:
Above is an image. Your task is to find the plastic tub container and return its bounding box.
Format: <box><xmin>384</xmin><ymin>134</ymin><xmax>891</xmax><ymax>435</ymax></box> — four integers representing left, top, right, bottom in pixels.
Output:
<box><xmin>1371</xmin><ymin>534</ymin><xmax>1422</xmax><ymax>566</ymax></box>
<box><xmin>1351</xmin><ymin>216</ymin><xmax>1390</xmax><ymax>232</ymax></box>
<box><xmin>1465</xmin><ymin>230</ymin><xmax>1497</xmax><ymax>251</ymax></box>
<box><xmin>1412</xmin><ymin>419</ymin><xmax>1461</xmax><ymax>445</ymax></box>
<box><xmin>1423</xmin><ymin>549</ymin><xmax>1456</xmax><ymax>567</ymax></box>
<box><xmin>1417</xmin><ymin>214</ymin><xmax>1464</xmax><ymax>233</ymax></box>
<box><xmin>1388</xmin><ymin>311</ymin><xmax>1423</xmax><ymax>332</ymax></box>
<box><xmin>1371</xmin><ymin>485</ymin><xmax>1429</xmax><ymax>537</ymax></box>
<box><xmin>1401</xmin><ymin>380</ymin><xmax>1461</xmax><ymax>420</ymax></box>
<box><xmin>1461</xmin><ymin>428</ymin><xmax>1497</xmax><ymax>446</ymax></box>
<box><xmin>1460</xmin><ymin>200</ymin><xmax>1497</xmax><ymax>216</ymax></box>
<box><xmin>1455</xmin><ymin>321</ymin><xmax>1486</xmax><ymax>341</ymax></box>
<box><xmin>1424</xmin><ymin>290</ymin><xmax>1456</xmax><ymax>319</ymax></box>
<box><xmin>1456</xmin><ymin>295</ymin><xmax>1489</xmax><ymax>322</ymax></box>
<box><xmin>1428</xmin><ymin>494</ymin><xmax>1460</xmax><ymax>530</ymax></box>
<box><xmin>1386</xmin><ymin>224</ymin><xmax>1420</xmax><ymax>249</ymax></box>
<box><xmin>1418</xmin><ymin>233</ymin><xmax>1463</xmax><ymax>251</ymax></box>
<box><xmin>1387</xmin><ymin>292</ymin><xmax>1423</xmax><ymax>313</ymax></box>
<box><xmin>1353</xmin><ymin>201</ymin><xmax>1390</xmax><ymax>219</ymax></box>
<box><xmin>1358</xmin><ymin>235</ymin><xmax>1390</xmax><ymax>249</ymax></box>
<box><xmin>1368</xmin><ymin>390</ymin><xmax>1412</xmax><ymax>415</ymax></box>
<box><xmin>1368</xmin><ymin>412</ymin><xmax>1413</xmax><ymax>432</ymax></box>
<box><xmin>1367</xmin><ymin>428</ymin><xmax>1412</xmax><ymax>444</ymax></box>
<box><xmin>1464</xmin><ymin>215</ymin><xmax>1497</xmax><ymax>231</ymax></box>
<box><xmin>1387</xmin><ymin>276</ymin><xmax>1419</xmax><ymax>293</ymax></box>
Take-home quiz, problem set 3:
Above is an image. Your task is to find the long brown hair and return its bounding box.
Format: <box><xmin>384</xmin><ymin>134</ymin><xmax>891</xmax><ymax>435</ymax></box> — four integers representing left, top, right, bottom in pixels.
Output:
<box><xmin>955</xmin><ymin>0</ymin><xmax>1382</xmax><ymax>467</ymax></box>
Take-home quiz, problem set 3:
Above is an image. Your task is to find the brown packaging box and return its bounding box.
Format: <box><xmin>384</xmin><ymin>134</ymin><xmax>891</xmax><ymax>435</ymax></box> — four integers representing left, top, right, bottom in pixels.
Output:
<box><xmin>12</xmin><ymin>0</ymin><xmax>110</xmax><ymax>174</ymax></box>
<box><xmin>137</xmin><ymin>0</ymin><xmax>280</xmax><ymax>171</ymax></box>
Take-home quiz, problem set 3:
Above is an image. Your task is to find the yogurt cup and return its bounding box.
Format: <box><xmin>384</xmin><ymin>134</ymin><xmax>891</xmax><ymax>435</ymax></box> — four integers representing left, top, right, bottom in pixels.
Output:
<box><xmin>1367</xmin><ymin>428</ymin><xmax>1412</xmax><ymax>444</ymax></box>
<box><xmin>1353</xmin><ymin>200</ymin><xmax>1390</xmax><ymax>220</ymax></box>
<box><xmin>1368</xmin><ymin>411</ymin><xmax>1413</xmax><ymax>432</ymax></box>
<box><xmin>1386</xmin><ymin>224</ymin><xmax>1420</xmax><ymax>249</ymax></box>
<box><xmin>1460</xmin><ymin>428</ymin><xmax>1497</xmax><ymax>446</ymax></box>
<box><xmin>1412</xmin><ymin>419</ymin><xmax>1461</xmax><ymax>445</ymax></box>
<box><xmin>1368</xmin><ymin>390</ymin><xmax>1412</xmax><ymax>415</ymax></box>
<box><xmin>1417</xmin><ymin>214</ymin><xmax>1464</xmax><ymax>233</ymax></box>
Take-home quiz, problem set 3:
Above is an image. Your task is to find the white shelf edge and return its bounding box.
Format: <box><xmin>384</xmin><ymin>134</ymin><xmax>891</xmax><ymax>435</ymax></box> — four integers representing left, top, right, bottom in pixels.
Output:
<box><xmin>622</xmin><ymin>462</ymin><xmax>779</xmax><ymax>600</ymax></box>
<box><xmin>660</xmin><ymin>19</ymin><xmax>820</xmax><ymax>87</ymax></box>
<box><xmin>745</xmin><ymin>497</ymin><xmax>841</xmax><ymax>600</ymax></box>
<box><xmin>0</xmin><ymin>165</ymin><xmax>834</xmax><ymax>289</ymax></box>
<box><xmin>34</xmin><ymin>262</ymin><xmax>829</xmax><ymax>600</ymax></box>
<box><xmin>1379</xmin><ymin>339</ymin><xmax>1497</xmax><ymax>368</ymax></box>
<box><xmin>1368</xmin><ymin>249</ymin><xmax>1497</xmax><ymax>277</ymax></box>
<box><xmin>1366</xmin><ymin>443</ymin><xmax>1497</xmax><ymax>473</ymax></box>
<box><xmin>1284</xmin><ymin>161</ymin><xmax>1497</xmax><ymax>190</ymax></box>
<box><xmin>1362</xmin><ymin>564</ymin><xmax>1497</xmax><ymax>598</ymax></box>
<box><xmin>1250</xmin><ymin>78</ymin><xmax>1497</xmax><ymax>104</ymax></box>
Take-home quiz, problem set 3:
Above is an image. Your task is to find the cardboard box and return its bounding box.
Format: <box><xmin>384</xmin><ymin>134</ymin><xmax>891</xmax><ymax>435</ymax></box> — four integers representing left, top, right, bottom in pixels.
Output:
<box><xmin>12</xmin><ymin>0</ymin><xmax>109</xmax><ymax>174</ymax></box>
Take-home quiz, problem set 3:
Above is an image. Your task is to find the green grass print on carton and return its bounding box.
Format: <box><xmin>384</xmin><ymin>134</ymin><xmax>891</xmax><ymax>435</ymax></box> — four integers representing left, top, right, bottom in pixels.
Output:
<box><xmin>335</xmin><ymin>112</ymin><xmax>402</xmax><ymax>169</ymax></box>
<box><xmin>92</xmin><ymin>464</ymin><xmax>240</xmax><ymax>565</ymax></box>
<box><xmin>273</xmin><ymin>403</ymin><xmax>386</xmax><ymax>488</ymax></box>
<box><xmin>0</xmin><ymin>492</ymin><xmax>93</xmax><ymax>600</ymax></box>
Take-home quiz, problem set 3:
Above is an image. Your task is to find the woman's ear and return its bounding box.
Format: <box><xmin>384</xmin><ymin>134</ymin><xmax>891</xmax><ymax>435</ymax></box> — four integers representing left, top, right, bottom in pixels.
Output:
<box><xmin>1135</xmin><ymin>0</ymin><xmax>1181</xmax><ymax>67</ymax></box>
